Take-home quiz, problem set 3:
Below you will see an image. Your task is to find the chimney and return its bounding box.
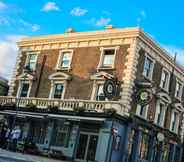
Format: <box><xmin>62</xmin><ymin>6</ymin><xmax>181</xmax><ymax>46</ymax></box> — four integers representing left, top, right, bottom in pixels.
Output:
<box><xmin>105</xmin><ymin>25</ymin><xmax>115</xmax><ymax>29</ymax></box>
<box><xmin>65</xmin><ymin>28</ymin><xmax>75</xmax><ymax>33</ymax></box>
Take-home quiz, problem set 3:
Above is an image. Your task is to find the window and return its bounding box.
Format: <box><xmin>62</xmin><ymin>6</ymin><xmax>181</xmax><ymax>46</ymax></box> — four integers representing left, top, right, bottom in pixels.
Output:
<box><xmin>143</xmin><ymin>55</ymin><xmax>154</xmax><ymax>80</ymax></box>
<box><xmin>175</xmin><ymin>80</ymin><xmax>183</xmax><ymax>99</ymax></box>
<box><xmin>170</xmin><ymin>110</ymin><xmax>180</xmax><ymax>133</ymax></box>
<box><xmin>95</xmin><ymin>84</ymin><xmax>106</xmax><ymax>101</ymax></box>
<box><xmin>136</xmin><ymin>104</ymin><xmax>149</xmax><ymax>119</ymax></box>
<box><xmin>57</xmin><ymin>50</ymin><xmax>73</xmax><ymax>69</ymax></box>
<box><xmin>127</xmin><ymin>129</ymin><xmax>136</xmax><ymax>162</ymax></box>
<box><xmin>138</xmin><ymin>132</ymin><xmax>150</xmax><ymax>160</ymax></box>
<box><xmin>26</xmin><ymin>54</ymin><xmax>38</xmax><ymax>71</ymax></box>
<box><xmin>154</xmin><ymin>101</ymin><xmax>167</xmax><ymax>127</ymax></box>
<box><xmin>19</xmin><ymin>83</ymin><xmax>30</xmax><ymax>97</ymax></box>
<box><xmin>160</xmin><ymin>68</ymin><xmax>170</xmax><ymax>91</ymax></box>
<box><xmin>98</xmin><ymin>47</ymin><xmax>119</xmax><ymax>69</ymax></box>
<box><xmin>51</xmin><ymin>122</ymin><xmax>70</xmax><ymax>147</ymax></box>
<box><xmin>102</xmin><ymin>49</ymin><xmax>115</xmax><ymax>67</ymax></box>
<box><xmin>51</xmin><ymin>83</ymin><xmax>64</xmax><ymax>99</ymax></box>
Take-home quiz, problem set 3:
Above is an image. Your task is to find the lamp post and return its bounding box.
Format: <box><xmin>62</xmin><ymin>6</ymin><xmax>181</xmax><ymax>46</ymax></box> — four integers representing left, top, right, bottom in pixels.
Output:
<box><xmin>11</xmin><ymin>66</ymin><xmax>33</xmax><ymax>130</ymax></box>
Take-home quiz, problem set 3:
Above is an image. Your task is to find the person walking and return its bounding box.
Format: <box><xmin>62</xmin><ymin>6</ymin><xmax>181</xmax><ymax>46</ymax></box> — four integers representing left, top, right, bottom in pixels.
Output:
<box><xmin>11</xmin><ymin>126</ymin><xmax>21</xmax><ymax>152</ymax></box>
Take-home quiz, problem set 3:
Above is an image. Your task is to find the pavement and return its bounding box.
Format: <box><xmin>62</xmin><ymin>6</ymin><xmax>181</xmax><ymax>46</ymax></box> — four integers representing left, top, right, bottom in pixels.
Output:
<box><xmin>0</xmin><ymin>149</ymin><xmax>70</xmax><ymax>162</ymax></box>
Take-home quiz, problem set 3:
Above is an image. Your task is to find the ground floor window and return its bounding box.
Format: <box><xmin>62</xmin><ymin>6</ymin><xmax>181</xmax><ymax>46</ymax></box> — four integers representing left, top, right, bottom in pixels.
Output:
<box><xmin>51</xmin><ymin>121</ymin><xmax>70</xmax><ymax>147</ymax></box>
<box><xmin>138</xmin><ymin>132</ymin><xmax>150</xmax><ymax>160</ymax></box>
<box><xmin>174</xmin><ymin>145</ymin><xmax>181</xmax><ymax>162</ymax></box>
<box><xmin>127</xmin><ymin>129</ymin><xmax>136</xmax><ymax>161</ymax></box>
<box><xmin>162</xmin><ymin>143</ymin><xmax>170</xmax><ymax>162</ymax></box>
<box><xmin>32</xmin><ymin>123</ymin><xmax>47</xmax><ymax>144</ymax></box>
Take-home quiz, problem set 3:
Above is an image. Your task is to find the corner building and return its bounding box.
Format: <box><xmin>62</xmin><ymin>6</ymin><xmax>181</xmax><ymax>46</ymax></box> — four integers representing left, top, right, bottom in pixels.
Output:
<box><xmin>0</xmin><ymin>27</ymin><xmax>184</xmax><ymax>162</ymax></box>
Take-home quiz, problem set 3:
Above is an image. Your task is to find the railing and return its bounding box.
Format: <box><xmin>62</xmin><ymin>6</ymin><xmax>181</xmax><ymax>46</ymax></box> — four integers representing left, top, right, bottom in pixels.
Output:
<box><xmin>0</xmin><ymin>96</ymin><xmax>125</xmax><ymax>114</ymax></box>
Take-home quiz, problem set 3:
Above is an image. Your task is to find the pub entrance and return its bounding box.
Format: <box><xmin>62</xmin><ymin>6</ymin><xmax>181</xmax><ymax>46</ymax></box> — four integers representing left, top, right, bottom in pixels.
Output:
<box><xmin>75</xmin><ymin>132</ymin><xmax>98</xmax><ymax>162</ymax></box>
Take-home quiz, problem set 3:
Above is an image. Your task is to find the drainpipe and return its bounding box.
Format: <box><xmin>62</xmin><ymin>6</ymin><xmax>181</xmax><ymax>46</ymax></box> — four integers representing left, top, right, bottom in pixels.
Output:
<box><xmin>35</xmin><ymin>55</ymin><xmax>47</xmax><ymax>97</ymax></box>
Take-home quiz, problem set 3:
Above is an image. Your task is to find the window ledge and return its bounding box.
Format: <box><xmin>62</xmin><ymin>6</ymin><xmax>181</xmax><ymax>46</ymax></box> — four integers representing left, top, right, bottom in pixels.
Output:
<box><xmin>55</xmin><ymin>67</ymin><xmax>71</xmax><ymax>72</ymax></box>
<box><xmin>97</xmin><ymin>66</ymin><xmax>115</xmax><ymax>70</ymax></box>
<box><xmin>159</xmin><ymin>86</ymin><xmax>169</xmax><ymax>94</ymax></box>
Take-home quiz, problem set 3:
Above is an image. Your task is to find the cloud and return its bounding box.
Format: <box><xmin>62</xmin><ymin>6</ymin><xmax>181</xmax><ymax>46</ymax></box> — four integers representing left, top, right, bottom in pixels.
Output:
<box><xmin>71</xmin><ymin>7</ymin><xmax>88</xmax><ymax>16</ymax></box>
<box><xmin>41</xmin><ymin>2</ymin><xmax>60</xmax><ymax>12</ymax></box>
<box><xmin>95</xmin><ymin>17</ymin><xmax>111</xmax><ymax>27</ymax></box>
<box><xmin>0</xmin><ymin>35</ymin><xmax>27</xmax><ymax>79</ymax></box>
<box><xmin>0</xmin><ymin>1</ymin><xmax>7</xmax><ymax>10</ymax></box>
<box><xmin>163</xmin><ymin>45</ymin><xmax>184</xmax><ymax>66</ymax></box>
<box><xmin>137</xmin><ymin>10</ymin><xmax>146</xmax><ymax>26</ymax></box>
<box><xmin>19</xmin><ymin>19</ymin><xmax>40</xmax><ymax>32</ymax></box>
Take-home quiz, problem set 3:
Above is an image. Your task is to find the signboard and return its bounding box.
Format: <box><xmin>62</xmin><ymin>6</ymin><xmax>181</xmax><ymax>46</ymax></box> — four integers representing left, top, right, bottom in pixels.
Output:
<box><xmin>136</xmin><ymin>89</ymin><xmax>153</xmax><ymax>106</ymax></box>
<box><xmin>103</xmin><ymin>79</ymin><xmax>119</xmax><ymax>100</ymax></box>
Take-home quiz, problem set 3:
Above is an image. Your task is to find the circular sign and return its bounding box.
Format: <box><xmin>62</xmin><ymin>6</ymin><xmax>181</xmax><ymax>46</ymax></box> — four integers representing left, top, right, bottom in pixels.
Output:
<box><xmin>157</xmin><ymin>132</ymin><xmax>165</xmax><ymax>142</ymax></box>
<box><xmin>136</xmin><ymin>89</ymin><xmax>153</xmax><ymax>106</ymax></box>
<box><xmin>103</xmin><ymin>79</ymin><xmax>117</xmax><ymax>100</ymax></box>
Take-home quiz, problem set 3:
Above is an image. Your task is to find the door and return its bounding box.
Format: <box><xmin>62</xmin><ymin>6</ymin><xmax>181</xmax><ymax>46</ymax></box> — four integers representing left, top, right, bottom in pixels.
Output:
<box><xmin>76</xmin><ymin>132</ymin><xmax>98</xmax><ymax>162</ymax></box>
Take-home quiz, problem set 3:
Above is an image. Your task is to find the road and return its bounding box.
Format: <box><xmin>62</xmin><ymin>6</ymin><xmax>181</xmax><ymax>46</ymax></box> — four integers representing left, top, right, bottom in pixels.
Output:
<box><xmin>0</xmin><ymin>156</ymin><xmax>29</xmax><ymax>162</ymax></box>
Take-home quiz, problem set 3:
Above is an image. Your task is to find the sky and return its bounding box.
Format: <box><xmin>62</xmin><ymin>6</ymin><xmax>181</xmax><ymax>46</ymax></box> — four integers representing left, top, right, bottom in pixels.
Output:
<box><xmin>0</xmin><ymin>0</ymin><xmax>184</xmax><ymax>79</ymax></box>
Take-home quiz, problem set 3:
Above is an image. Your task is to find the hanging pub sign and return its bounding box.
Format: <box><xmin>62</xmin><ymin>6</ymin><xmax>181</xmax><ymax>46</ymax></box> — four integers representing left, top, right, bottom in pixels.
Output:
<box><xmin>103</xmin><ymin>79</ymin><xmax>119</xmax><ymax>100</ymax></box>
<box><xmin>136</xmin><ymin>88</ymin><xmax>153</xmax><ymax>106</ymax></box>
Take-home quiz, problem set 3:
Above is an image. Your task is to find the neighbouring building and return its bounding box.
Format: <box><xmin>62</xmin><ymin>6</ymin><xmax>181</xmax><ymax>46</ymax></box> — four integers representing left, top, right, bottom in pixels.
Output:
<box><xmin>0</xmin><ymin>27</ymin><xmax>183</xmax><ymax>162</ymax></box>
<box><xmin>0</xmin><ymin>76</ymin><xmax>8</xmax><ymax>96</ymax></box>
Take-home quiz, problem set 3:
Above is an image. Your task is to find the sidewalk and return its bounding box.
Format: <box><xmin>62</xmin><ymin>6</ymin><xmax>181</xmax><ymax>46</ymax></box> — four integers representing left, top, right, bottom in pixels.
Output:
<box><xmin>0</xmin><ymin>148</ymin><xmax>70</xmax><ymax>162</ymax></box>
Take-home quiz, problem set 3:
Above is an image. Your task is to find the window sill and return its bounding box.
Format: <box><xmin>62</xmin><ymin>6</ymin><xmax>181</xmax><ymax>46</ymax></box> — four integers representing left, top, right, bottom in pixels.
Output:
<box><xmin>159</xmin><ymin>86</ymin><xmax>169</xmax><ymax>94</ymax></box>
<box><xmin>97</xmin><ymin>66</ymin><xmax>115</xmax><ymax>70</ymax></box>
<box><xmin>142</xmin><ymin>74</ymin><xmax>153</xmax><ymax>83</ymax></box>
<box><xmin>135</xmin><ymin>114</ymin><xmax>148</xmax><ymax>120</ymax></box>
<box><xmin>174</xmin><ymin>96</ymin><xmax>182</xmax><ymax>102</ymax></box>
<box><xmin>55</xmin><ymin>67</ymin><xmax>71</xmax><ymax>72</ymax></box>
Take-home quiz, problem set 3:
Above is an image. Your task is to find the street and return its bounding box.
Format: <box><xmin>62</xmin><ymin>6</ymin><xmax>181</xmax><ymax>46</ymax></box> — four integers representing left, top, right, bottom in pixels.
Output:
<box><xmin>0</xmin><ymin>149</ymin><xmax>69</xmax><ymax>162</ymax></box>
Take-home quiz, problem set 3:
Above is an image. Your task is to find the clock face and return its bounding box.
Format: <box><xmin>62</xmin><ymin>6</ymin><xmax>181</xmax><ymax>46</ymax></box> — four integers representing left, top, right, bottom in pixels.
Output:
<box><xmin>136</xmin><ymin>89</ymin><xmax>153</xmax><ymax>105</ymax></box>
<box><xmin>107</xmin><ymin>84</ymin><xmax>113</xmax><ymax>93</ymax></box>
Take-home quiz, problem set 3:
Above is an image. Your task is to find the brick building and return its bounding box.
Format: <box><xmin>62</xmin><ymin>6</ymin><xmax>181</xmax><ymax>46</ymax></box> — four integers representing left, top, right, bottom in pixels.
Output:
<box><xmin>0</xmin><ymin>27</ymin><xmax>183</xmax><ymax>162</ymax></box>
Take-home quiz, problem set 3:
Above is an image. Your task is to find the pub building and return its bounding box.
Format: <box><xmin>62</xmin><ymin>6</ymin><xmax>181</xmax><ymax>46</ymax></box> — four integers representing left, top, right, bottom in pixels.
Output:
<box><xmin>0</xmin><ymin>26</ymin><xmax>183</xmax><ymax>162</ymax></box>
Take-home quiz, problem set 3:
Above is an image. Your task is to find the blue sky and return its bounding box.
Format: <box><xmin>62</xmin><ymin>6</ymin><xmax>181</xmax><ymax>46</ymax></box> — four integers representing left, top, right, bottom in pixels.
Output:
<box><xmin>0</xmin><ymin>0</ymin><xmax>184</xmax><ymax>79</ymax></box>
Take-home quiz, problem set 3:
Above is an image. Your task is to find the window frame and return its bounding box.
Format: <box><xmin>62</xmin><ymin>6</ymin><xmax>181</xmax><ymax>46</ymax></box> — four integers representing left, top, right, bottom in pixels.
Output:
<box><xmin>142</xmin><ymin>53</ymin><xmax>155</xmax><ymax>81</ymax></box>
<box><xmin>97</xmin><ymin>46</ymin><xmax>119</xmax><ymax>69</ymax></box>
<box><xmin>170</xmin><ymin>109</ymin><xmax>180</xmax><ymax>134</ymax></box>
<box><xmin>49</xmin><ymin>81</ymin><xmax>66</xmax><ymax>99</ymax></box>
<box><xmin>136</xmin><ymin>104</ymin><xmax>149</xmax><ymax>119</ymax></box>
<box><xmin>160</xmin><ymin>68</ymin><xmax>171</xmax><ymax>92</ymax></box>
<box><xmin>56</xmin><ymin>49</ymin><xmax>73</xmax><ymax>70</ymax></box>
<box><xmin>174</xmin><ymin>79</ymin><xmax>183</xmax><ymax>100</ymax></box>
<box><xmin>154</xmin><ymin>100</ymin><xmax>167</xmax><ymax>127</ymax></box>
<box><xmin>25</xmin><ymin>52</ymin><xmax>39</xmax><ymax>71</ymax></box>
<box><xmin>17</xmin><ymin>80</ymin><xmax>32</xmax><ymax>98</ymax></box>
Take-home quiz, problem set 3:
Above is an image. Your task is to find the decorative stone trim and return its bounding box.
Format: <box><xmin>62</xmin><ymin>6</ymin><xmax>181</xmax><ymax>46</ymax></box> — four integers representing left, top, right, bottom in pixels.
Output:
<box><xmin>8</xmin><ymin>50</ymin><xmax>24</xmax><ymax>96</ymax></box>
<box><xmin>120</xmin><ymin>38</ymin><xmax>140</xmax><ymax>116</ymax></box>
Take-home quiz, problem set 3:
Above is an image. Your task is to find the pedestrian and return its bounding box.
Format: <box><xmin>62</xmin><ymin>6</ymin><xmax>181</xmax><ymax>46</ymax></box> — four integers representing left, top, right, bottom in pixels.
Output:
<box><xmin>3</xmin><ymin>127</ymin><xmax>10</xmax><ymax>149</ymax></box>
<box><xmin>0</xmin><ymin>122</ymin><xmax>8</xmax><ymax>149</ymax></box>
<box><xmin>11</xmin><ymin>126</ymin><xmax>21</xmax><ymax>152</ymax></box>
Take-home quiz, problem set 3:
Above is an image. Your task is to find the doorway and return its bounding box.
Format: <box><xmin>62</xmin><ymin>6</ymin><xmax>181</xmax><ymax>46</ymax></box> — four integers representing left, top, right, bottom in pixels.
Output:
<box><xmin>76</xmin><ymin>132</ymin><xmax>99</xmax><ymax>162</ymax></box>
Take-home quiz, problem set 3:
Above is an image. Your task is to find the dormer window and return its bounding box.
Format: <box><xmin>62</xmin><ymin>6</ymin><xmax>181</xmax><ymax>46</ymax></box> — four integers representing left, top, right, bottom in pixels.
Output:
<box><xmin>25</xmin><ymin>53</ymin><xmax>38</xmax><ymax>71</ymax></box>
<box><xmin>175</xmin><ymin>79</ymin><xmax>183</xmax><ymax>100</ymax></box>
<box><xmin>56</xmin><ymin>50</ymin><xmax>73</xmax><ymax>70</ymax></box>
<box><xmin>160</xmin><ymin>68</ymin><xmax>170</xmax><ymax>91</ymax></box>
<box><xmin>98</xmin><ymin>46</ymin><xmax>119</xmax><ymax>69</ymax></box>
<box><xmin>143</xmin><ymin>54</ymin><xmax>155</xmax><ymax>80</ymax></box>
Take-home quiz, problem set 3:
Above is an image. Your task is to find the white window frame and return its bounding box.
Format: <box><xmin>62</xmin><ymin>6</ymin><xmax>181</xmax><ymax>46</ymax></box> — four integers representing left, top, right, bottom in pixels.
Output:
<box><xmin>154</xmin><ymin>100</ymin><xmax>167</xmax><ymax>127</ymax></box>
<box><xmin>49</xmin><ymin>80</ymin><xmax>66</xmax><ymax>99</ymax></box>
<box><xmin>25</xmin><ymin>52</ymin><xmax>39</xmax><ymax>71</ymax></box>
<box><xmin>17</xmin><ymin>80</ymin><xmax>32</xmax><ymax>98</ymax></box>
<box><xmin>170</xmin><ymin>109</ymin><xmax>180</xmax><ymax>134</ymax></box>
<box><xmin>136</xmin><ymin>104</ymin><xmax>149</xmax><ymax>119</ymax></box>
<box><xmin>91</xmin><ymin>80</ymin><xmax>108</xmax><ymax>101</ymax></box>
<box><xmin>160</xmin><ymin>68</ymin><xmax>171</xmax><ymax>92</ymax></box>
<box><xmin>56</xmin><ymin>49</ymin><xmax>73</xmax><ymax>70</ymax></box>
<box><xmin>175</xmin><ymin>79</ymin><xmax>183</xmax><ymax>100</ymax></box>
<box><xmin>97</xmin><ymin>46</ymin><xmax>119</xmax><ymax>69</ymax></box>
<box><xmin>142</xmin><ymin>53</ymin><xmax>155</xmax><ymax>81</ymax></box>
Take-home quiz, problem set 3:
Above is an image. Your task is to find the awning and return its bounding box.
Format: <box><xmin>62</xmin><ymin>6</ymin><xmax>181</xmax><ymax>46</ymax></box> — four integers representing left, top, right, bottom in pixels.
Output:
<box><xmin>0</xmin><ymin>110</ymin><xmax>106</xmax><ymax>122</ymax></box>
